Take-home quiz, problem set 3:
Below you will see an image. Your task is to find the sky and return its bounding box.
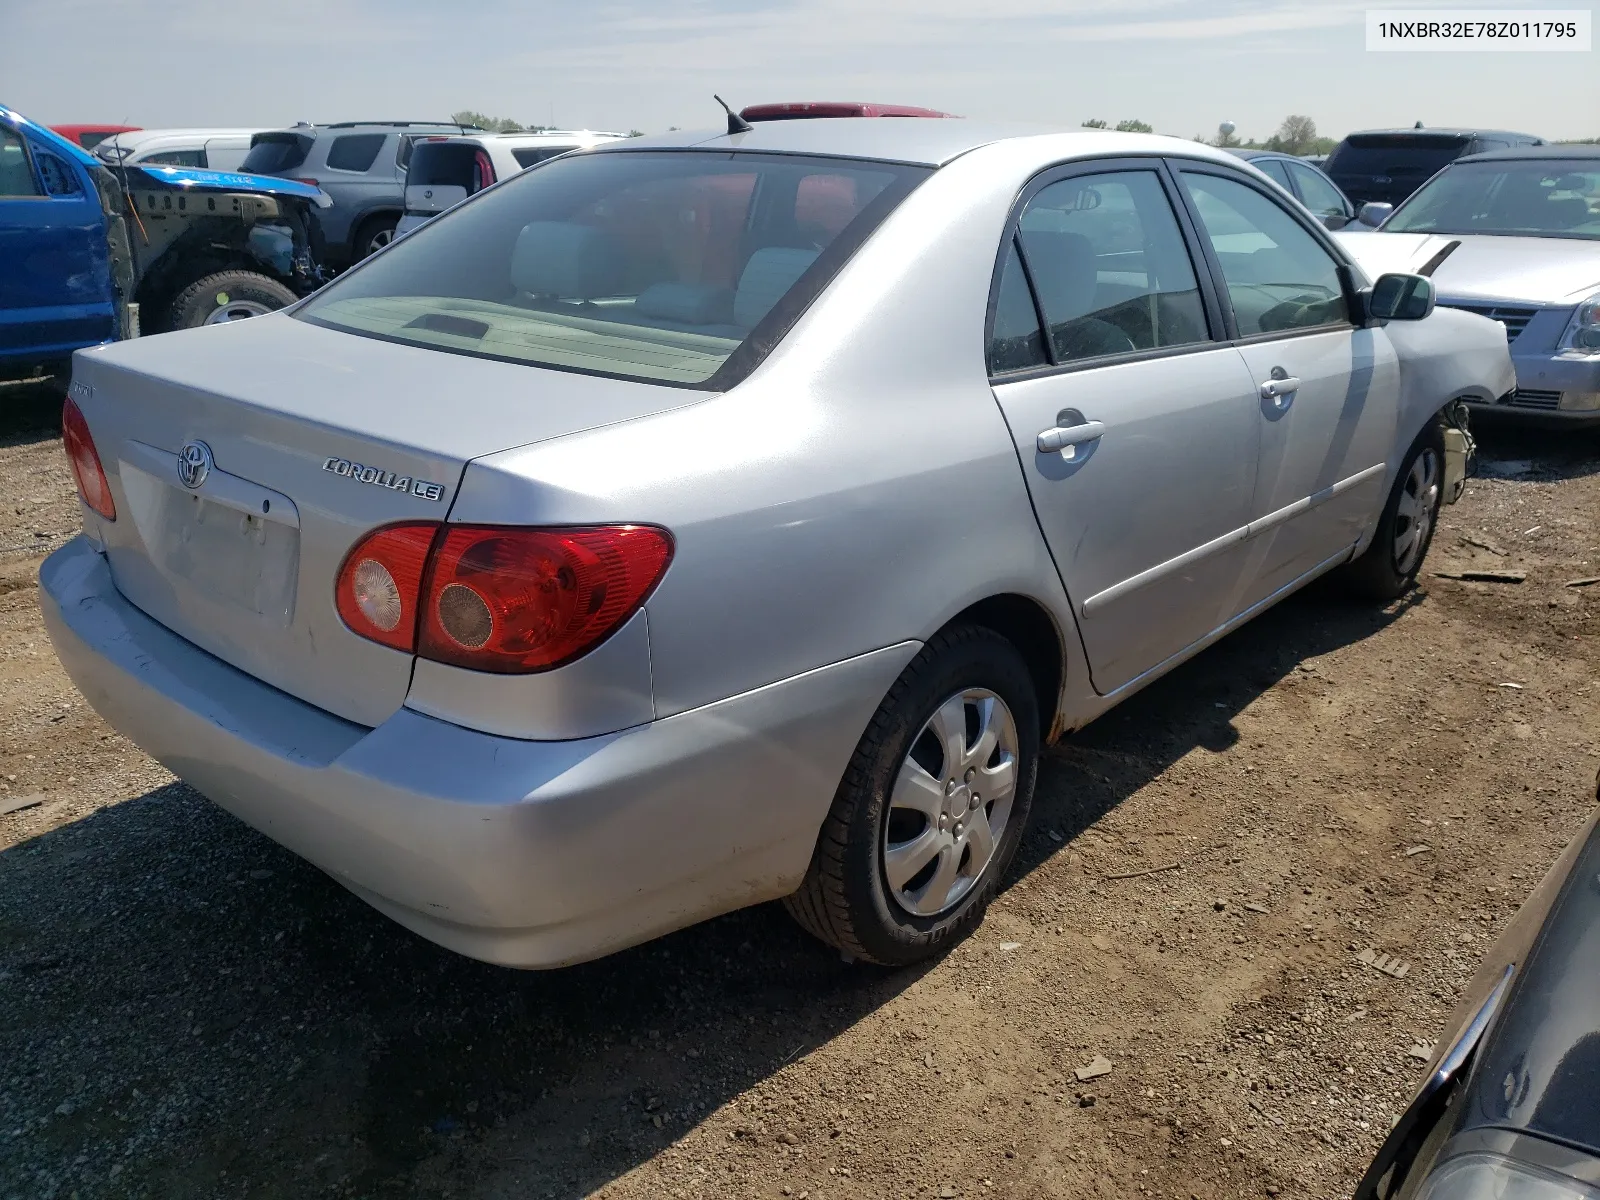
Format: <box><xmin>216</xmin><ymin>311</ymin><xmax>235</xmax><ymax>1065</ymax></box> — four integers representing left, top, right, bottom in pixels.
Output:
<box><xmin>6</xmin><ymin>0</ymin><xmax>1597</xmax><ymax>143</ymax></box>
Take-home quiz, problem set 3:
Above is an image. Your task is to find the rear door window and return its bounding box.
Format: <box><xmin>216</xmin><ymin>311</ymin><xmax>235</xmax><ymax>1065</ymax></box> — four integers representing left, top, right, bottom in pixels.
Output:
<box><xmin>0</xmin><ymin>128</ymin><xmax>40</xmax><ymax>196</ymax></box>
<box><xmin>36</xmin><ymin>151</ymin><xmax>82</xmax><ymax>195</ymax></box>
<box><xmin>1180</xmin><ymin>171</ymin><xmax>1348</xmax><ymax>336</ymax></box>
<box><xmin>325</xmin><ymin>134</ymin><xmax>388</xmax><ymax>173</ymax></box>
<box><xmin>1013</xmin><ymin>169</ymin><xmax>1211</xmax><ymax>363</ymax></box>
<box><xmin>296</xmin><ymin>151</ymin><xmax>929</xmax><ymax>388</ymax></box>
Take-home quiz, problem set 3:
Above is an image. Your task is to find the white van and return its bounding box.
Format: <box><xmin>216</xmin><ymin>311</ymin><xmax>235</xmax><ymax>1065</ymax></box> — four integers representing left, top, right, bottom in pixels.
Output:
<box><xmin>395</xmin><ymin>130</ymin><xmax>626</xmax><ymax>236</ymax></box>
<box><xmin>95</xmin><ymin>129</ymin><xmax>272</xmax><ymax>173</ymax></box>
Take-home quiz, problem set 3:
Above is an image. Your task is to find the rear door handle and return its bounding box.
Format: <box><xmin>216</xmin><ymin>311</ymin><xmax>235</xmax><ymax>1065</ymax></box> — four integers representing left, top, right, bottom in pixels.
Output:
<box><xmin>1036</xmin><ymin>421</ymin><xmax>1106</xmax><ymax>454</ymax></box>
<box><xmin>1259</xmin><ymin>376</ymin><xmax>1302</xmax><ymax>401</ymax></box>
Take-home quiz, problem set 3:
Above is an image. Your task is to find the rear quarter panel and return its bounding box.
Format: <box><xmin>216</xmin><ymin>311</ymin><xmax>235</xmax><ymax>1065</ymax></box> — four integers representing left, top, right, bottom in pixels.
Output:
<box><xmin>452</xmin><ymin>139</ymin><xmax>1086</xmax><ymax>721</ymax></box>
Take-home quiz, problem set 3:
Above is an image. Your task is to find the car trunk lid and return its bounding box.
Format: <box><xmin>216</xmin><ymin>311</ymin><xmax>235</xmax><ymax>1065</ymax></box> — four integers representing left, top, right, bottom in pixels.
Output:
<box><xmin>70</xmin><ymin>314</ymin><xmax>702</xmax><ymax>727</ymax></box>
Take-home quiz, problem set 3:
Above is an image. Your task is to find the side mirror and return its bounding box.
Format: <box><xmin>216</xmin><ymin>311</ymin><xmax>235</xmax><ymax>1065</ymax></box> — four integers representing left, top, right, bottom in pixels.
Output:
<box><xmin>1369</xmin><ymin>272</ymin><xmax>1436</xmax><ymax>322</ymax></box>
<box><xmin>1322</xmin><ymin>213</ymin><xmax>1352</xmax><ymax>231</ymax></box>
<box><xmin>1357</xmin><ymin>202</ymin><xmax>1394</xmax><ymax>228</ymax></box>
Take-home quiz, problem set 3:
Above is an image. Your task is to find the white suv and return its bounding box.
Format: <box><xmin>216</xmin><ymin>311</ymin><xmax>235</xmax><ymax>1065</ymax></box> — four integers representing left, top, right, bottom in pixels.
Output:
<box><xmin>396</xmin><ymin>130</ymin><xmax>626</xmax><ymax>236</ymax></box>
<box><xmin>94</xmin><ymin>128</ymin><xmax>270</xmax><ymax>173</ymax></box>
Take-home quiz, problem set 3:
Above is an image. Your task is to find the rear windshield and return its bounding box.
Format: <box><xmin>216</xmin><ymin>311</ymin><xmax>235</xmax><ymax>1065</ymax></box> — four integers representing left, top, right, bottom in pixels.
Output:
<box><xmin>296</xmin><ymin>150</ymin><xmax>929</xmax><ymax>388</ymax></box>
<box><xmin>1387</xmin><ymin>160</ymin><xmax>1600</xmax><ymax>240</ymax></box>
<box><xmin>511</xmin><ymin>146</ymin><xmax>575</xmax><ymax>169</ymax></box>
<box><xmin>241</xmin><ymin>133</ymin><xmax>311</xmax><ymax>174</ymax></box>
<box><xmin>1328</xmin><ymin>134</ymin><xmax>1470</xmax><ymax>179</ymax></box>
<box><xmin>407</xmin><ymin>142</ymin><xmax>478</xmax><ymax>188</ymax></box>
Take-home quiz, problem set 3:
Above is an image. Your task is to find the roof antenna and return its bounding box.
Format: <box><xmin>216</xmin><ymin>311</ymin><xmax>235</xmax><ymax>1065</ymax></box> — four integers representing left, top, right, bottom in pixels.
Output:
<box><xmin>1414</xmin><ymin>120</ymin><xmax>1424</xmax><ymax>129</ymax></box>
<box><xmin>714</xmin><ymin>95</ymin><xmax>753</xmax><ymax>135</ymax></box>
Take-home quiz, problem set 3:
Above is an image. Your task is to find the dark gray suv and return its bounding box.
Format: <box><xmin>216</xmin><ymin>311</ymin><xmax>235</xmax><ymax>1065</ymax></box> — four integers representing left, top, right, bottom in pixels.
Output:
<box><xmin>240</xmin><ymin>121</ymin><xmax>479</xmax><ymax>267</ymax></box>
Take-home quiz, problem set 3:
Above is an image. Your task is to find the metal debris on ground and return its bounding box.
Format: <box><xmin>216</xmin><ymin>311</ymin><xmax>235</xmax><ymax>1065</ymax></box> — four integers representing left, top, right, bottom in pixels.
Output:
<box><xmin>997</xmin><ymin>942</ymin><xmax>1022</xmax><ymax>951</ymax></box>
<box><xmin>1405</xmin><ymin>845</ymin><xmax>1432</xmax><ymax>857</ymax></box>
<box><xmin>1460</xmin><ymin>535</ymin><xmax>1508</xmax><ymax>556</ymax></box>
<box><xmin>1497</xmin><ymin>682</ymin><xmax>1525</xmax><ymax>689</ymax></box>
<box><xmin>1565</xmin><ymin>577</ymin><xmax>1600</xmax><ymax>588</ymax></box>
<box><xmin>1407</xmin><ymin>1041</ymin><xmax>1436</xmax><ymax>1061</ymax></box>
<box><xmin>1356</xmin><ymin>948</ymin><xmax>1411</xmax><ymax>978</ymax></box>
<box><xmin>1244</xmin><ymin>902</ymin><xmax>1270</xmax><ymax>914</ymax></box>
<box><xmin>1433</xmin><ymin>569</ymin><xmax>1526</xmax><ymax>583</ymax></box>
<box><xmin>0</xmin><ymin>794</ymin><xmax>45</xmax><ymax>816</ymax></box>
<box><xmin>1074</xmin><ymin>1055</ymin><xmax>1114</xmax><ymax>1082</ymax></box>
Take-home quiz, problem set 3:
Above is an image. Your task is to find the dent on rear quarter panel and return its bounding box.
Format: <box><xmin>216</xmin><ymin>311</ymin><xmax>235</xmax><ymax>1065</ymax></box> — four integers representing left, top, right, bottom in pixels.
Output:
<box><xmin>450</xmin><ymin>140</ymin><xmax>1088</xmax><ymax>723</ymax></box>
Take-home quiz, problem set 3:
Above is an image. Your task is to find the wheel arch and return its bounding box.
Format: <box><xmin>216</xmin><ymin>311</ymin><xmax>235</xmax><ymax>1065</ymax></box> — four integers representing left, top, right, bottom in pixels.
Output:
<box><xmin>941</xmin><ymin>593</ymin><xmax>1067</xmax><ymax>743</ymax></box>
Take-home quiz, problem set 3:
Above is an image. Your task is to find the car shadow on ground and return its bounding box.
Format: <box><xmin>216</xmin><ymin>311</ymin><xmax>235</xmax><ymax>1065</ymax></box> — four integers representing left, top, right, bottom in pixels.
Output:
<box><xmin>1470</xmin><ymin>417</ymin><xmax>1600</xmax><ymax>482</ymax></box>
<box><xmin>2</xmin><ymin>573</ymin><xmax>1430</xmax><ymax>1200</ymax></box>
<box><xmin>0</xmin><ymin>380</ymin><xmax>64</xmax><ymax>448</ymax></box>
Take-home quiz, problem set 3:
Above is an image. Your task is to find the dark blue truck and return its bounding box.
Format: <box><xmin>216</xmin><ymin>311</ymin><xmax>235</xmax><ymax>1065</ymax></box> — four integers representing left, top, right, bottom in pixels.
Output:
<box><xmin>1</xmin><ymin>103</ymin><xmax>331</xmax><ymax>388</ymax></box>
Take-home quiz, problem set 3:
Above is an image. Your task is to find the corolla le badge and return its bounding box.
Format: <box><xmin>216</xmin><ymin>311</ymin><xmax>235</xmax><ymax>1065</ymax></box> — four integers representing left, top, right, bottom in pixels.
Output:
<box><xmin>176</xmin><ymin>441</ymin><xmax>213</xmax><ymax>490</ymax></box>
<box><xmin>322</xmin><ymin>456</ymin><xmax>445</xmax><ymax>502</ymax></box>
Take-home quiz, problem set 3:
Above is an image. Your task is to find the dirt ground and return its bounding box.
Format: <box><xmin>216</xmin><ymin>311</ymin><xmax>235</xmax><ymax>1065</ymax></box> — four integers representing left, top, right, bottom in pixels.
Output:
<box><xmin>3</xmin><ymin>380</ymin><xmax>1598</xmax><ymax>1200</ymax></box>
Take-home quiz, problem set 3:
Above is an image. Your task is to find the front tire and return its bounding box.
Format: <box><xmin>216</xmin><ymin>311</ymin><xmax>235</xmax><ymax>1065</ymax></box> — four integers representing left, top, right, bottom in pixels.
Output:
<box><xmin>1344</xmin><ymin>420</ymin><xmax>1446</xmax><ymax>600</ymax></box>
<box><xmin>784</xmin><ymin>625</ymin><xmax>1039</xmax><ymax>966</ymax></box>
<box><xmin>168</xmin><ymin>271</ymin><xmax>297</xmax><ymax>331</ymax></box>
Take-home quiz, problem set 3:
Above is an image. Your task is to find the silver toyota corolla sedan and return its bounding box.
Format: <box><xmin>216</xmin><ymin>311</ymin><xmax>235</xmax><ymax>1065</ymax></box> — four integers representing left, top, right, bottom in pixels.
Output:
<box><xmin>1337</xmin><ymin>144</ymin><xmax>1600</xmax><ymax>425</ymax></box>
<box><xmin>41</xmin><ymin>121</ymin><xmax>1514</xmax><ymax>969</ymax></box>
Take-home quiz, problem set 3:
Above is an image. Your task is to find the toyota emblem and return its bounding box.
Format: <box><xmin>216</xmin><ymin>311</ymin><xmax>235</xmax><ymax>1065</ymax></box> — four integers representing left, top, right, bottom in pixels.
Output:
<box><xmin>176</xmin><ymin>440</ymin><xmax>213</xmax><ymax>490</ymax></box>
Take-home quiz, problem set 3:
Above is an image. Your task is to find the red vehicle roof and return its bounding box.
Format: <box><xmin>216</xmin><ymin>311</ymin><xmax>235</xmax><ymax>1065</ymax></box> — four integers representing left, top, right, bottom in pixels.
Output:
<box><xmin>51</xmin><ymin>124</ymin><xmax>141</xmax><ymax>149</ymax></box>
<box><xmin>737</xmin><ymin>102</ymin><xmax>953</xmax><ymax>122</ymax></box>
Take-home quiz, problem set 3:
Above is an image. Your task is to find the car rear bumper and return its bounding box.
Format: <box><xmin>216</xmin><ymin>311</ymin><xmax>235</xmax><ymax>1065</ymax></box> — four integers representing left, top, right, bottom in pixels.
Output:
<box><xmin>40</xmin><ymin>536</ymin><xmax>914</xmax><ymax>968</ymax></box>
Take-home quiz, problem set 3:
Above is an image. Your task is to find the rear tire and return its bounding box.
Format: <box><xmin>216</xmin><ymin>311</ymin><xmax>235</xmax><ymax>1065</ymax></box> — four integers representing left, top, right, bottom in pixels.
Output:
<box><xmin>168</xmin><ymin>271</ymin><xmax>297</xmax><ymax>331</ymax></box>
<box><xmin>784</xmin><ymin>625</ymin><xmax>1039</xmax><ymax>967</ymax></box>
<box><xmin>1344</xmin><ymin>420</ymin><xmax>1446</xmax><ymax>600</ymax></box>
<box><xmin>354</xmin><ymin>213</ymin><xmax>399</xmax><ymax>260</ymax></box>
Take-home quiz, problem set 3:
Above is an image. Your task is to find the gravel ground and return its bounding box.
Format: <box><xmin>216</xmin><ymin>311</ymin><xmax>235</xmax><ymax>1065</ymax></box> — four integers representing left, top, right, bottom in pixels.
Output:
<box><xmin>2</xmin><ymin>383</ymin><xmax>1597</xmax><ymax>1200</ymax></box>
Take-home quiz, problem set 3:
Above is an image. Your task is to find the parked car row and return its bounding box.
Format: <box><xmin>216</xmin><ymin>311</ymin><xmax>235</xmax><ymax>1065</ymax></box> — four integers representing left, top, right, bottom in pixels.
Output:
<box><xmin>2</xmin><ymin>103</ymin><xmax>330</xmax><ymax>385</ymax></box>
<box><xmin>1338</xmin><ymin>143</ymin><xmax>1600</xmax><ymax>426</ymax></box>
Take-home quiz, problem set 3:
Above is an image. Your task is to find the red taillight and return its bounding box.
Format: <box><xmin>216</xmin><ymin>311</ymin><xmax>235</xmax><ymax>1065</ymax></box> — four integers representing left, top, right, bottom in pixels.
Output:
<box><xmin>334</xmin><ymin>523</ymin><xmax>673</xmax><ymax>673</ymax></box>
<box><xmin>334</xmin><ymin>523</ymin><xmax>438</xmax><ymax>652</ymax></box>
<box><xmin>62</xmin><ymin>397</ymin><xmax>116</xmax><ymax>521</ymax></box>
<box><xmin>419</xmin><ymin>525</ymin><xmax>673</xmax><ymax>673</ymax></box>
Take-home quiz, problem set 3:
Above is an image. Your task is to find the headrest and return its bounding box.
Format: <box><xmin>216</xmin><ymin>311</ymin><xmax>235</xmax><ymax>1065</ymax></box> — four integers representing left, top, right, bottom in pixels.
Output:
<box><xmin>734</xmin><ymin>247</ymin><xmax>820</xmax><ymax>329</ymax></box>
<box><xmin>1017</xmin><ymin>230</ymin><xmax>1097</xmax><ymax>320</ymax></box>
<box><xmin>511</xmin><ymin>221</ymin><xmax>622</xmax><ymax>299</ymax></box>
<box><xmin>634</xmin><ymin>282</ymin><xmax>735</xmax><ymax>326</ymax></box>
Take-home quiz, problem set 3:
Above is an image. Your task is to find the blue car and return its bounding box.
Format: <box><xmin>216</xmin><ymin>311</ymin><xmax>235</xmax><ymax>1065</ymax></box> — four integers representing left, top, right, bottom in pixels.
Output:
<box><xmin>1</xmin><ymin>103</ymin><xmax>332</xmax><ymax>387</ymax></box>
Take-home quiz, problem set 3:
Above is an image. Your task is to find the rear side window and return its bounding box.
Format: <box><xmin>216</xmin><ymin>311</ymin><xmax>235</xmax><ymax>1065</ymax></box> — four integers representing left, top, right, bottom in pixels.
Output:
<box><xmin>325</xmin><ymin>134</ymin><xmax>388</xmax><ymax>173</ymax></box>
<box><xmin>241</xmin><ymin>133</ymin><xmax>310</xmax><ymax>174</ymax></box>
<box><xmin>36</xmin><ymin>152</ymin><xmax>82</xmax><ymax>196</ymax></box>
<box><xmin>512</xmin><ymin>146</ymin><xmax>575</xmax><ymax>169</ymax></box>
<box><xmin>988</xmin><ymin>240</ymin><xmax>1047</xmax><ymax>373</ymax></box>
<box><xmin>143</xmin><ymin>149</ymin><xmax>207</xmax><ymax>168</ymax></box>
<box><xmin>408</xmin><ymin>142</ymin><xmax>477</xmax><ymax>187</ymax></box>
<box><xmin>1255</xmin><ymin>159</ymin><xmax>1292</xmax><ymax>190</ymax></box>
<box><xmin>0</xmin><ymin>129</ymin><xmax>40</xmax><ymax>197</ymax></box>
<box><xmin>1180</xmin><ymin>172</ymin><xmax>1347</xmax><ymax>336</ymax></box>
<box><xmin>1012</xmin><ymin>170</ymin><xmax>1210</xmax><ymax>364</ymax></box>
<box><xmin>296</xmin><ymin>150</ymin><xmax>929</xmax><ymax>388</ymax></box>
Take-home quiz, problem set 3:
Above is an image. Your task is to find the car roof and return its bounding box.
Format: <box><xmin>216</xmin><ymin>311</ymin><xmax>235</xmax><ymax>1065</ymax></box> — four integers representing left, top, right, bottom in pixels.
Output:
<box><xmin>1341</xmin><ymin>127</ymin><xmax>1541</xmax><ymax>140</ymax></box>
<box><xmin>428</xmin><ymin>130</ymin><xmax>625</xmax><ymax>147</ymax></box>
<box><xmin>597</xmin><ymin>119</ymin><xmax>1247</xmax><ymax>169</ymax></box>
<box><xmin>100</xmin><ymin>128</ymin><xmax>264</xmax><ymax>147</ymax></box>
<box><xmin>1455</xmin><ymin>143</ymin><xmax>1600</xmax><ymax>163</ymax></box>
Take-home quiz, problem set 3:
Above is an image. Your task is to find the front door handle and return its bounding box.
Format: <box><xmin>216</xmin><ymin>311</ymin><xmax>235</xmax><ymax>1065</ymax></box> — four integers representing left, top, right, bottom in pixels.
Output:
<box><xmin>1259</xmin><ymin>376</ymin><xmax>1302</xmax><ymax>401</ymax></box>
<box><xmin>1037</xmin><ymin>420</ymin><xmax>1106</xmax><ymax>454</ymax></box>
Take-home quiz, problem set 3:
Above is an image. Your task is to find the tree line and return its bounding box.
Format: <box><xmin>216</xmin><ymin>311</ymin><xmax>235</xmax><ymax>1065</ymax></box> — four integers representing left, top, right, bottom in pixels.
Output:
<box><xmin>1083</xmin><ymin>114</ymin><xmax>1337</xmax><ymax>155</ymax></box>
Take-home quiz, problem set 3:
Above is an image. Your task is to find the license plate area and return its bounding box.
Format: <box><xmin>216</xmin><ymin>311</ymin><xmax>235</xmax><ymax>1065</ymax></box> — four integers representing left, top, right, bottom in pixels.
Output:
<box><xmin>119</xmin><ymin>459</ymin><xmax>300</xmax><ymax>625</ymax></box>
